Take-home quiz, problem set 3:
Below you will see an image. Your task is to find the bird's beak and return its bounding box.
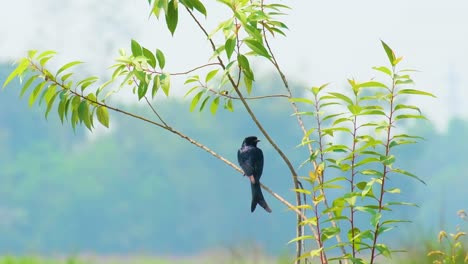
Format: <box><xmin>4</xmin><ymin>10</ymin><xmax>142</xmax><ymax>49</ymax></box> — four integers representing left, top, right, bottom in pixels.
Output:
<box><xmin>256</xmin><ymin>139</ymin><xmax>261</xmax><ymax>142</ymax></box>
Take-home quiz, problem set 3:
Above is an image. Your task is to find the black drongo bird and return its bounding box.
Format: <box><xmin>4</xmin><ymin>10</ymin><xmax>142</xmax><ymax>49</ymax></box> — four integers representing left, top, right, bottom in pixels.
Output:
<box><xmin>237</xmin><ymin>136</ymin><xmax>272</xmax><ymax>213</ymax></box>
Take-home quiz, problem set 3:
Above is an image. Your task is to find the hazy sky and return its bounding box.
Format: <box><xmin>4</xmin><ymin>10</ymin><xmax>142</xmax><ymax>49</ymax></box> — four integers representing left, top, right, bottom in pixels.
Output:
<box><xmin>1</xmin><ymin>0</ymin><xmax>467</xmax><ymax>129</ymax></box>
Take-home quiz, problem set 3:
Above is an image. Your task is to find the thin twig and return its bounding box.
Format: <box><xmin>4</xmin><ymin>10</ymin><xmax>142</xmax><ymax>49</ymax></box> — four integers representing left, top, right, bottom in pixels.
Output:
<box><xmin>145</xmin><ymin>62</ymin><xmax>221</xmax><ymax>76</ymax></box>
<box><xmin>144</xmin><ymin>96</ymin><xmax>168</xmax><ymax>127</ymax></box>
<box><xmin>206</xmin><ymin>88</ymin><xmax>288</xmax><ymax>100</ymax></box>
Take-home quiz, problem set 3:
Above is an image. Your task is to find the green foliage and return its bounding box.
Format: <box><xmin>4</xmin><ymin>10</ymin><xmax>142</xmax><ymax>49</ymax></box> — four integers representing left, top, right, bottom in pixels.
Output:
<box><xmin>1</xmin><ymin>1</ymin><xmax>438</xmax><ymax>263</ymax></box>
<box><xmin>291</xmin><ymin>41</ymin><xmax>434</xmax><ymax>263</ymax></box>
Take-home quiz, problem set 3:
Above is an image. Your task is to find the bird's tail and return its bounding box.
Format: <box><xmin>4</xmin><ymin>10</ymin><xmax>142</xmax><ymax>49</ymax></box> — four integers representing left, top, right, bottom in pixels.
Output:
<box><xmin>251</xmin><ymin>182</ymin><xmax>272</xmax><ymax>213</ymax></box>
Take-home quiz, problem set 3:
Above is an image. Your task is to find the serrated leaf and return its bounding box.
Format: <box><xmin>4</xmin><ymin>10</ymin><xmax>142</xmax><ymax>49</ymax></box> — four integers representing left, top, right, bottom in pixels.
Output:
<box><xmin>156</xmin><ymin>49</ymin><xmax>166</xmax><ymax>69</ymax></box>
<box><xmin>131</xmin><ymin>39</ymin><xmax>143</xmax><ymax>56</ymax></box>
<box><xmin>96</xmin><ymin>106</ymin><xmax>110</xmax><ymax>128</ymax></box>
<box><xmin>166</xmin><ymin>0</ymin><xmax>178</xmax><ymax>35</ymax></box>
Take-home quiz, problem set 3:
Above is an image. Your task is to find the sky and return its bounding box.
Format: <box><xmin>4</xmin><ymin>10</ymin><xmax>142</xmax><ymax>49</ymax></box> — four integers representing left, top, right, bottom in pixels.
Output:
<box><xmin>1</xmin><ymin>0</ymin><xmax>467</xmax><ymax>130</ymax></box>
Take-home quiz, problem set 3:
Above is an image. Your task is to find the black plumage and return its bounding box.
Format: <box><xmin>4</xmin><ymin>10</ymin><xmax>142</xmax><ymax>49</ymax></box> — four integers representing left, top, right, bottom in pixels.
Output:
<box><xmin>237</xmin><ymin>136</ymin><xmax>272</xmax><ymax>213</ymax></box>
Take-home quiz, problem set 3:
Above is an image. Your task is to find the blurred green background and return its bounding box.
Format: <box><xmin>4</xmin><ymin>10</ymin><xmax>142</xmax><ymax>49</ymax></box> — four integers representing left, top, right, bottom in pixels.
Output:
<box><xmin>1</xmin><ymin>63</ymin><xmax>467</xmax><ymax>263</ymax></box>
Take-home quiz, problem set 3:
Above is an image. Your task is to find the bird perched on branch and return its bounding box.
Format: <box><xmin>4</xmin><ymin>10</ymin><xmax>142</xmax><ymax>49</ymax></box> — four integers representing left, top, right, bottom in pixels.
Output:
<box><xmin>237</xmin><ymin>136</ymin><xmax>272</xmax><ymax>213</ymax></box>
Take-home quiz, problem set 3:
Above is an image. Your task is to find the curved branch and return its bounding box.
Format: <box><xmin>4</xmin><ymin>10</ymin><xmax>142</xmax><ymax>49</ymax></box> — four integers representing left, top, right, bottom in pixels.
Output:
<box><xmin>185</xmin><ymin>7</ymin><xmax>309</xmax><ymax>262</ymax></box>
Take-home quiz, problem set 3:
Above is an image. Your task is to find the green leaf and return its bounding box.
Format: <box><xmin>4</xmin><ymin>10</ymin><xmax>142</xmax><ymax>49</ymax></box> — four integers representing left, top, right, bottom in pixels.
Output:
<box><xmin>394</xmin><ymin>114</ymin><xmax>426</xmax><ymax>121</ymax></box>
<box><xmin>152</xmin><ymin>75</ymin><xmax>160</xmax><ymax>98</ymax></box>
<box><xmin>244</xmin><ymin>75</ymin><xmax>252</xmax><ymax>94</ymax></box>
<box><xmin>160</xmin><ymin>73</ymin><xmax>170</xmax><ymax>96</ymax></box>
<box><xmin>40</xmin><ymin>84</ymin><xmax>57</xmax><ymax>106</ymax></box>
<box><xmin>199</xmin><ymin>96</ymin><xmax>210</xmax><ymax>111</ymax></box>
<box><xmin>287</xmin><ymin>235</ymin><xmax>316</xmax><ymax>244</ymax></box>
<box><xmin>28</xmin><ymin>82</ymin><xmax>46</xmax><ymax>107</ymax></box>
<box><xmin>391</xmin><ymin>168</ymin><xmax>425</xmax><ymax>184</ymax></box>
<box><xmin>190</xmin><ymin>91</ymin><xmax>203</xmax><ymax>111</ymax></box>
<box><xmin>131</xmin><ymin>39</ymin><xmax>143</xmax><ymax>57</ymax></box>
<box><xmin>142</xmin><ymin>47</ymin><xmax>156</xmax><ymax>68</ymax></box>
<box><xmin>225</xmin><ymin>37</ymin><xmax>236</xmax><ymax>60</ymax></box>
<box><xmin>373</xmin><ymin>66</ymin><xmax>392</xmax><ymax>76</ymax></box>
<box><xmin>45</xmin><ymin>91</ymin><xmax>60</xmax><ymax>119</ymax></box>
<box><xmin>61</xmin><ymin>72</ymin><xmax>74</xmax><ymax>82</ymax></box>
<box><xmin>78</xmin><ymin>100</ymin><xmax>92</xmax><ymax>130</ymax></box>
<box><xmin>96</xmin><ymin>106</ymin><xmax>110</xmax><ymax>128</ymax></box>
<box><xmin>210</xmin><ymin>96</ymin><xmax>220</xmax><ymax>115</ymax></box>
<box><xmin>321</xmin><ymin>227</ymin><xmax>340</xmax><ymax>242</ymax></box>
<box><xmin>225</xmin><ymin>98</ymin><xmax>234</xmax><ymax>112</ymax></box>
<box><xmin>358</xmin><ymin>81</ymin><xmax>388</xmax><ymax>89</ymax></box>
<box><xmin>237</xmin><ymin>54</ymin><xmax>254</xmax><ymax>80</ymax></box>
<box><xmin>289</xmin><ymin>97</ymin><xmax>313</xmax><ymax>104</ymax></box>
<box><xmin>292</xmin><ymin>189</ymin><xmax>311</xmax><ymax>195</ymax></box>
<box><xmin>385</xmin><ymin>188</ymin><xmax>401</xmax><ymax>194</ymax></box>
<box><xmin>191</xmin><ymin>0</ymin><xmax>206</xmax><ymax>16</ymax></box>
<box><xmin>19</xmin><ymin>75</ymin><xmax>39</xmax><ymax>98</ymax></box>
<box><xmin>371</xmin><ymin>212</ymin><xmax>382</xmax><ymax>228</ymax></box>
<box><xmin>156</xmin><ymin>49</ymin><xmax>166</xmax><ymax>69</ymax></box>
<box><xmin>375</xmin><ymin>244</ymin><xmax>392</xmax><ymax>258</ymax></box>
<box><xmin>36</xmin><ymin>50</ymin><xmax>57</xmax><ymax>60</ymax></box>
<box><xmin>328</xmin><ymin>92</ymin><xmax>353</xmax><ymax>105</ymax></box>
<box><xmin>57</xmin><ymin>97</ymin><xmax>67</xmax><ymax>123</ymax></box>
<box><xmin>27</xmin><ymin>50</ymin><xmax>38</xmax><ymax>58</ymax></box>
<box><xmin>244</xmin><ymin>39</ymin><xmax>270</xmax><ymax>58</ymax></box>
<box><xmin>137</xmin><ymin>81</ymin><xmax>149</xmax><ymax>100</ymax></box>
<box><xmin>205</xmin><ymin>69</ymin><xmax>219</xmax><ymax>83</ymax></box>
<box><xmin>3</xmin><ymin>58</ymin><xmax>29</xmax><ymax>88</ymax></box>
<box><xmin>397</xmin><ymin>89</ymin><xmax>436</xmax><ymax>98</ymax></box>
<box><xmin>381</xmin><ymin>40</ymin><xmax>396</xmax><ymax>66</ymax></box>
<box><xmin>56</xmin><ymin>61</ymin><xmax>83</xmax><ymax>76</ymax></box>
<box><xmin>166</xmin><ymin>0</ymin><xmax>178</xmax><ymax>35</ymax></box>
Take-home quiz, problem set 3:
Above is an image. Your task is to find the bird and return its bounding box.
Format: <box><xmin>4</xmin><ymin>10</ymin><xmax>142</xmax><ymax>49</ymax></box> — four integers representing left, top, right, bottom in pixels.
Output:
<box><xmin>237</xmin><ymin>136</ymin><xmax>272</xmax><ymax>213</ymax></box>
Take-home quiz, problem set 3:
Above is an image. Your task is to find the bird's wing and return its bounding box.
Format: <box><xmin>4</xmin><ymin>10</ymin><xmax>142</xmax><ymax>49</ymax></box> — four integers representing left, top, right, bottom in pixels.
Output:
<box><xmin>239</xmin><ymin>147</ymin><xmax>263</xmax><ymax>178</ymax></box>
<box><xmin>252</xmin><ymin>147</ymin><xmax>264</xmax><ymax>179</ymax></box>
<box><xmin>238</xmin><ymin>147</ymin><xmax>254</xmax><ymax>176</ymax></box>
